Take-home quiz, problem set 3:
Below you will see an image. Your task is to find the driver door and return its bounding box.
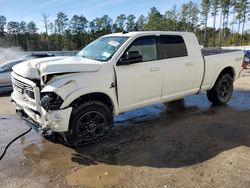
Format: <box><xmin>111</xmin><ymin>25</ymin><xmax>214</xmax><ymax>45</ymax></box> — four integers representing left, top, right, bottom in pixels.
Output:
<box><xmin>114</xmin><ymin>36</ymin><xmax>162</xmax><ymax>112</ymax></box>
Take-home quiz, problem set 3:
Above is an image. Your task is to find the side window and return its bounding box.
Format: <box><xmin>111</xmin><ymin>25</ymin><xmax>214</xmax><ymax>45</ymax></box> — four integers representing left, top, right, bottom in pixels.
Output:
<box><xmin>158</xmin><ymin>35</ymin><xmax>188</xmax><ymax>59</ymax></box>
<box><xmin>127</xmin><ymin>36</ymin><xmax>157</xmax><ymax>62</ymax></box>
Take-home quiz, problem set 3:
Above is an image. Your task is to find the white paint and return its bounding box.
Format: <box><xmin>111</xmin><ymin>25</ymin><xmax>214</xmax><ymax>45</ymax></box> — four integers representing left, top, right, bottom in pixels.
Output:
<box><xmin>11</xmin><ymin>31</ymin><xmax>244</xmax><ymax>133</ymax></box>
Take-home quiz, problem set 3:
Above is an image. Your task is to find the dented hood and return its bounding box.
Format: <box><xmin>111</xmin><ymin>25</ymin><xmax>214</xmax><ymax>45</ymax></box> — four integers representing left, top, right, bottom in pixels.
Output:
<box><xmin>12</xmin><ymin>56</ymin><xmax>104</xmax><ymax>79</ymax></box>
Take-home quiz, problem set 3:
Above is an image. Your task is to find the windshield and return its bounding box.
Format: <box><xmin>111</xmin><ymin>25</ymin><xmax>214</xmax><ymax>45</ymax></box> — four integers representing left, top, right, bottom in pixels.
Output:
<box><xmin>77</xmin><ymin>36</ymin><xmax>128</xmax><ymax>61</ymax></box>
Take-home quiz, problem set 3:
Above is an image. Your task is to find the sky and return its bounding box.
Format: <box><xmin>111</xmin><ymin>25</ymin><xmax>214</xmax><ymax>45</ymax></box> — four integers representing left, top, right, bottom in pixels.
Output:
<box><xmin>0</xmin><ymin>0</ymin><xmax>249</xmax><ymax>33</ymax></box>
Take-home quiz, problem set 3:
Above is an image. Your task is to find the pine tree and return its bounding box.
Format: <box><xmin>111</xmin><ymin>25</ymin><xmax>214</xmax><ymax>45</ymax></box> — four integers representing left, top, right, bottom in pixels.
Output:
<box><xmin>211</xmin><ymin>0</ymin><xmax>219</xmax><ymax>46</ymax></box>
<box><xmin>135</xmin><ymin>15</ymin><xmax>146</xmax><ymax>31</ymax></box>
<box><xmin>126</xmin><ymin>15</ymin><xmax>136</xmax><ymax>31</ymax></box>
<box><xmin>201</xmin><ymin>0</ymin><xmax>211</xmax><ymax>47</ymax></box>
<box><xmin>145</xmin><ymin>7</ymin><xmax>163</xmax><ymax>31</ymax></box>
<box><xmin>0</xmin><ymin>15</ymin><xmax>6</xmax><ymax>36</ymax></box>
<box><xmin>114</xmin><ymin>14</ymin><xmax>126</xmax><ymax>32</ymax></box>
<box><xmin>240</xmin><ymin>0</ymin><xmax>250</xmax><ymax>44</ymax></box>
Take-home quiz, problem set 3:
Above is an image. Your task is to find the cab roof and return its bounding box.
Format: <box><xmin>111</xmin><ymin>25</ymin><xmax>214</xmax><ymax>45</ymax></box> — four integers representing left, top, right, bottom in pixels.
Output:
<box><xmin>104</xmin><ymin>31</ymin><xmax>192</xmax><ymax>37</ymax></box>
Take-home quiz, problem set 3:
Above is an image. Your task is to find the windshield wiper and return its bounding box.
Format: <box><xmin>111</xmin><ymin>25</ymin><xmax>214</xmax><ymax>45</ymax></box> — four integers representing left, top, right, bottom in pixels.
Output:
<box><xmin>79</xmin><ymin>55</ymin><xmax>106</xmax><ymax>62</ymax></box>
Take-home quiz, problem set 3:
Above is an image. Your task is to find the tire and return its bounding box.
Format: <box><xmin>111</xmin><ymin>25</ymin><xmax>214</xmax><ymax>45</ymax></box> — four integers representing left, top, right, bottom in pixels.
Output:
<box><xmin>63</xmin><ymin>101</ymin><xmax>113</xmax><ymax>147</ymax></box>
<box><xmin>207</xmin><ymin>74</ymin><xmax>233</xmax><ymax>105</ymax></box>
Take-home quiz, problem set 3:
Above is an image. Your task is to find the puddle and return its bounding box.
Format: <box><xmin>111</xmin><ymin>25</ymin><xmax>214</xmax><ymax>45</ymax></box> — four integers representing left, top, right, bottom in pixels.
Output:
<box><xmin>115</xmin><ymin>90</ymin><xmax>250</xmax><ymax>123</ymax></box>
<box><xmin>66</xmin><ymin>164</ymin><xmax>130</xmax><ymax>188</ymax></box>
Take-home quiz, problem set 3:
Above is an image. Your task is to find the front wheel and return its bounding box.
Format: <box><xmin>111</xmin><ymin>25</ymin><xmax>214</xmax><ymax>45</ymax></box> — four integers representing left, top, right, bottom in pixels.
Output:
<box><xmin>63</xmin><ymin>101</ymin><xmax>113</xmax><ymax>147</ymax></box>
<box><xmin>207</xmin><ymin>74</ymin><xmax>233</xmax><ymax>105</ymax></box>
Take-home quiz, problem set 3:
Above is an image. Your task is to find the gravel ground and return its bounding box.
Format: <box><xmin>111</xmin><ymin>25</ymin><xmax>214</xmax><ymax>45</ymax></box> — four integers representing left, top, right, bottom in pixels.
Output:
<box><xmin>0</xmin><ymin>70</ymin><xmax>250</xmax><ymax>188</ymax></box>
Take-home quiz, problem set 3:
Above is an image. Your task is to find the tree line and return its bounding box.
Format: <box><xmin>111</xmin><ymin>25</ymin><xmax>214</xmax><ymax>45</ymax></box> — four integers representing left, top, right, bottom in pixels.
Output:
<box><xmin>0</xmin><ymin>0</ymin><xmax>249</xmax><ymax>51</ymax></box>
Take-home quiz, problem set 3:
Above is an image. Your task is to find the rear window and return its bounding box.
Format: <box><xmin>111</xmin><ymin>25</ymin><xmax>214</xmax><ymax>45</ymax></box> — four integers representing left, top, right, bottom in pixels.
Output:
<box><xmin>158</xmin><ymin>35</ymin><xmax>188</xmax><ymax>59</ymax></box>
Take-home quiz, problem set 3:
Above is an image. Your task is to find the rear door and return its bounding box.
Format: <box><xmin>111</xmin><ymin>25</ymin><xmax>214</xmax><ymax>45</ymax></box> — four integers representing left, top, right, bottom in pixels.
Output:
<box><xmin>158</xmin><ymin>35</ymin><xmax>197</xmax><ymax>101</ymax></box>
<box><xmin>115</xmin><ymin>36</ymin><xmax>162</xmax><ymax>112</ymax></box>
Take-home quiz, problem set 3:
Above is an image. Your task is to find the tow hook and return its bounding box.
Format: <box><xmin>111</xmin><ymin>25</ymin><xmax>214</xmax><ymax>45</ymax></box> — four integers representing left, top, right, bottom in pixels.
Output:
<box><xmin>38</xmin><ymin>127</ymin><xmax>53</xmax><ymax>136</ymax></box>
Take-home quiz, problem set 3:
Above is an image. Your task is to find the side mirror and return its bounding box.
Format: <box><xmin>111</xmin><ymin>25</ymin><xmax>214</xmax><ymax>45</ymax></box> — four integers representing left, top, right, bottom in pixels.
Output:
<box><xmin>118</xmin><ymin>51</ymin><xmax>142</xmax><ymax>65</ymax></box>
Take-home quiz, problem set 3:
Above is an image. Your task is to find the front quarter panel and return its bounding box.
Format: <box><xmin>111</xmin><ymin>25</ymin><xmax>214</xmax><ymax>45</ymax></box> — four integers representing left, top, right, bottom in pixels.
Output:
<box><xmin>41</xmin><ymin>64</ymin><xmax>119</xmax><ymax>115</ymax></box>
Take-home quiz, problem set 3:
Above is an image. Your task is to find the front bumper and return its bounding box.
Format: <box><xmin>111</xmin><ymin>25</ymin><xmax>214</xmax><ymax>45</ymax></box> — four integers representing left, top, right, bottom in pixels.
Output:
<box><xmin>12</xmin><ymin>95</ymin><xmax>72</xmax><ymax>133</ymax></box>
<box><xmin>11</xmin><ymin>72</ymin><xmax>72</xmax><ymax>133</ymax></box>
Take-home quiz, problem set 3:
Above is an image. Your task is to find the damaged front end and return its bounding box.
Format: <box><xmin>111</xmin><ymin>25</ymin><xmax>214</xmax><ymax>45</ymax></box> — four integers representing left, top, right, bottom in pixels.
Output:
<box><xmin>40</xmin><ymin>92</ymin><xmax>64</xmax><ymax>111</ymax></box>
<box><xmin>11</xmin><ymin>72</ymin><xmax>72</xmax><ymax>136</ymax></box>
<box><xmin>11</xmin><ymin>55</ymin><xmax>104</xmax><ymax>137</ymax></box>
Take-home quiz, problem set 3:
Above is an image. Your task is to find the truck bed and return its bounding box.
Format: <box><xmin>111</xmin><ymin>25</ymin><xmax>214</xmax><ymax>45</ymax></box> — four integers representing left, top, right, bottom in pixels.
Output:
<box><xmin>201</xmin><ymin>48</ymin><xmax>241</xmax><ymax>56</ymax></box>
<box><xmin>201</xmin><ymin>49</ymin><xmax>243</xmax><ymax>91</ymax></box>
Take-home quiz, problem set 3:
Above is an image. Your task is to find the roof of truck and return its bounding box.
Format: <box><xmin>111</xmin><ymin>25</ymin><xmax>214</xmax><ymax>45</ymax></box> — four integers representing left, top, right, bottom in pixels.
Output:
<box><xmin>104</xmin><ymin>31</ymin><xmax>193</xmax><ymax>37</ymax></box>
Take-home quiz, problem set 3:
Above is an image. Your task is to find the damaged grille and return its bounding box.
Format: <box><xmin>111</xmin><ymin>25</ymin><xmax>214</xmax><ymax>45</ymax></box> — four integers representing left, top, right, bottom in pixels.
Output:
<box><xmin>12</xmin><ymin>77</ymin><xmax>36</xmax><ymax>105</ymax></box>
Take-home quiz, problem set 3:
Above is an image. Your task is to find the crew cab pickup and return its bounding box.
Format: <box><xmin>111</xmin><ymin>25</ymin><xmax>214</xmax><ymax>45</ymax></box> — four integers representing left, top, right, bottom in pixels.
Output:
<box><xmin>11</xmin><ymin>31</ymin><xmax>243</xmax><ymax>146</ymax></box>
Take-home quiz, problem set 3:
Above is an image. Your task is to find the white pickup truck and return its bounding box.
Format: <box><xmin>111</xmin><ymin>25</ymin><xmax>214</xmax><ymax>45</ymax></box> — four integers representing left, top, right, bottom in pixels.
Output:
<box><xmin>11</xmin><ymin>31</ymin><xmax>243</xmax><ymax>146</ymax></box>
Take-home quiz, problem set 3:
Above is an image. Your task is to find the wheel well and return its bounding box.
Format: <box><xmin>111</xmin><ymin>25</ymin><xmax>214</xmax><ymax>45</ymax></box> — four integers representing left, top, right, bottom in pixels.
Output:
<box><xmin>69</xmin><ymin>92</ymin><xmax>114</xmax><ymax>114</ymax></box>
<box><xmin>218</xmin><ymin>67</ymin><xmax>235</xmax><ymax>79</ymax></box>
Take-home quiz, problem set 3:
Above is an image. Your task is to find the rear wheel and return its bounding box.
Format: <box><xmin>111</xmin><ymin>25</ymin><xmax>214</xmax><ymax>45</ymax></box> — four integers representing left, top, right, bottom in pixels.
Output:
<box><xmin>207</xmin><ymin>74</ymin><xmax>233</xmax><ymax>105</ymax></box>
<box><xmin>63</xmin><ymin>101</ymin><xmax>113</xmax><ymax>147</ymax></box>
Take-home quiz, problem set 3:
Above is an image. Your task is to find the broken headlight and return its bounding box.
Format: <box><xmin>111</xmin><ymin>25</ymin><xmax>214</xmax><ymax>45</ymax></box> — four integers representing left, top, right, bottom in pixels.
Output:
<box><xmin>24</xmin><ymin>89</ymin><xmax>35</xmax><ymax>100</ymax></box>
<box><xmin>40</xmin><ymin>92</ymin><xmax>63</xmax><ymax>111</ymax></box>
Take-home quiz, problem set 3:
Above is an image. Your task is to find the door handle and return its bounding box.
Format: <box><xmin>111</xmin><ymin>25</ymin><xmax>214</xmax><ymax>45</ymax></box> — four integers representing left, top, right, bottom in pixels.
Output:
<box><xmin>185</xmin><ymin>62</ymin><xmax>194</xmax><ymax>66</ymax></box>
<box><xmin>150</xmin><ymin>67</ymin><xmax>160</xmax><ymax>72</ymax></box>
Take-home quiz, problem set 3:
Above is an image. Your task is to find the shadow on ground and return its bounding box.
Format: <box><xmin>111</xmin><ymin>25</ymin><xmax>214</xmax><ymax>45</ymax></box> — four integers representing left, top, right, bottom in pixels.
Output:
<box><xmin>70</xmin><ymin>90</ymin><xmax>250</xmax><ymax>168</ymax></box>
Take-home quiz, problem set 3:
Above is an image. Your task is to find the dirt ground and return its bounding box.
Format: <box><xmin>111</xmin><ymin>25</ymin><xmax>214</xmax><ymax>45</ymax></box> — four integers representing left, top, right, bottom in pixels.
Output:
<box><xmin>0</xmin><ymin>70</ymin><xmax>250</xmax><ymax>188</ymax></box>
